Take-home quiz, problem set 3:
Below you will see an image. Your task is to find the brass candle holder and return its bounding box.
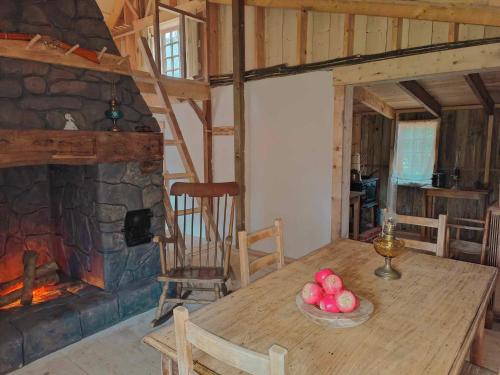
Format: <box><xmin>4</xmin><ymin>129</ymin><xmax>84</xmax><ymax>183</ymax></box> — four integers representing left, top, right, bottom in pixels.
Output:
<box><xmin>373</xmin><ymin>218</ymin><xmax>405</xmax><ymax>280</ymax></box>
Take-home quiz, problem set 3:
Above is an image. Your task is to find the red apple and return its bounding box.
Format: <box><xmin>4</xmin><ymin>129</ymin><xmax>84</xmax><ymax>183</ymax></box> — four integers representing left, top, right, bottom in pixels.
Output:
<box><xmin>314</xmin><ymin>268</ymin><xmax>334</xmax><ymax>284</ymax></box>
<box><xmin>319</xmin><ymin>295</ymin><xmax>340</xmax><ymax>313</ymax></box>
<box><xmin>322</xmin><ymin>274</ymin><xmax>344</xmax><ymax>295</ymax></box>
<box><xmin>301</xmin><ymin>282</ymin><xmax>323</xmax><ymax>305</ymax></box>
<box><xmin>335</xmin><ymin>290</ymin><xmax>359</xmax><ymax>313</ymax></box>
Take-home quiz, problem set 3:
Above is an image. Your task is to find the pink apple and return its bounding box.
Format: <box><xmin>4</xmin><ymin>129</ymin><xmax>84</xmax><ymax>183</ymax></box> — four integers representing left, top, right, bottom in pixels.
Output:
<box><xmin>322</xmin><ymin>274</ymin><xmax>344</xmax><ymax>295</ymax></box>
<box><xmin>301</xmin><ymin>282</ymin><xmax>323</xmax><ymax>305</ymax></box>
<box><xmin>314</xmin><ymin>268</ymin><xmax>334</xmax><ymax>284</ymax></box>
<box><xmin>319</xmin><ymin>295</ymin><xmax>340</xmax><ymax>313</ymax></box>
<box><xmin>335</xmin><ymin>290</ymin><xmax>359</xmax><ymax>313</ymax></box>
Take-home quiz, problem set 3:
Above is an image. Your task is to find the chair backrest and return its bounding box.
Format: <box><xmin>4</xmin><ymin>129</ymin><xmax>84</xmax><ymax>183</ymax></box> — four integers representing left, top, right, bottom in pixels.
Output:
<box><xmin>481</xmin><ymin>203</ymin><xmax>500</xmax><ymax>266</ymax></box>
<box><xmin>396</xmin><ymin>214</ymin><xmax>448</xmax><ymax>257</ymax></box>
<box><xmin>169</xmin><ymin>182</ymin><xmax>238</xmax><ymax>277</ymax></box>
<box><xmin>238</xmin><ymin>218</ymin><xmax>285</xmax><ymax>288</ymax></box>
<box><xmin>174</xmin><ymin>306</ymin><xmax>287</xmax><ymax>375</ymax></box>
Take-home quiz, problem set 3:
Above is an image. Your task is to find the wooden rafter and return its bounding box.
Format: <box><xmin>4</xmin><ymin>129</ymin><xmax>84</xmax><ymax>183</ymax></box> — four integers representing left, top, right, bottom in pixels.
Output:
<box><xmin>398</xmin><ymin>80</ymin><xmax>441</xmax><ymax>117</ymax></box>
<box><xmin>464</xmin><ymin>73</ymin><xmax>495</xmax><ymax>115</ymax></box>
<box><xmin>354</xmin><ymin>87</ymin><xmax>395</xmax><ymax>119</ymax></box>
<box><xmin>209</xmin><ymin>0</ymin><xmax>500</xmax><ymax>27</ymax></box>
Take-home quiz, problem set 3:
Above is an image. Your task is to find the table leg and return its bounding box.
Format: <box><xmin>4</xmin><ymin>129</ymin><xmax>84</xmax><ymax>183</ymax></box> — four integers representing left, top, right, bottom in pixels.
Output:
<box><xmin>470</xmin><ymin>311</ymin><xmax>486</xmax><ymax>366</ymax></box>
<box><xmin>421</xmin><ymin>193</ymin><xmax>427</xmax><ymax>240</ymax></box>
<box><xmin>353</xmin><ymin>198</ymin><xmax>360</xmax><ymax>240</ymax></box>
<box><xmin>161</xmin><ymin>354</ymin><xmax>176</xmax><ymax>375</ymax></box>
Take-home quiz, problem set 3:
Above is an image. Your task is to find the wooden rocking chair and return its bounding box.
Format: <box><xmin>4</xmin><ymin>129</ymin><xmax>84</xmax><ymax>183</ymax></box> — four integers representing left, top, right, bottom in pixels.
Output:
<box><xmin>152</xmin><ymin>182</ymin><xmax>239</xmax><ymax>326</ymax></box>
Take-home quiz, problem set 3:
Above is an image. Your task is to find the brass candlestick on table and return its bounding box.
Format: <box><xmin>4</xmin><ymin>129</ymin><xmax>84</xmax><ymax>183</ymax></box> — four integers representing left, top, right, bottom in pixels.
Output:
<box><xmin>373</xmin><ymin>218</ymin><xmax>405</xmax><ymax>280</ymax></box>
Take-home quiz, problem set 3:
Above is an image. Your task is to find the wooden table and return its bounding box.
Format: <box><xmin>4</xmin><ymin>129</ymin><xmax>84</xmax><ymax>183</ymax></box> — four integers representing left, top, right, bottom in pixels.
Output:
<box><xmin>144</xmin><ymin>240</ymin><xmax>497</xmax><ymax>375</ymax></box>
<box><xmin>350</xmin><ymin>191</ymin><xmax>364</xmax><ymax>240</ymax></box>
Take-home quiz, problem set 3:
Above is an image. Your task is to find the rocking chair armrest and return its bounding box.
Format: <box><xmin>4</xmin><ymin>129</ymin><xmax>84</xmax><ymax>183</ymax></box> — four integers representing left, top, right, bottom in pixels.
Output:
<box><xmin>153</xmin><ymin>235</ymin><xmax>176</xmax><ymax>244</ymax></box>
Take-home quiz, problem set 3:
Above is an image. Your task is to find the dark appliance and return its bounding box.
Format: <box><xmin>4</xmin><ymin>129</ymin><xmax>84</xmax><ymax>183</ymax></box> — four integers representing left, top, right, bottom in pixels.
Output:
<box><xmin>123</xmin><ymin>209</ymin><xmax>153</xmax><ymax>247</ymax></box>
<box><xmin>432</xmin><ymin>172</ymin><xmax>447</xmax><ymax>188</ymax></box>
<box><xmin>351</xmin><ymin>177</ymin><xmax>379</xmax><ymax>208</ymax></box>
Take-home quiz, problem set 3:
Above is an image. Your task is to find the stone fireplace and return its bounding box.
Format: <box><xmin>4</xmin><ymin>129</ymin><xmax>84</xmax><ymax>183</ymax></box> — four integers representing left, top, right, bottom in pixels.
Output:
<box><xmin>0</xmin><ymin>1</ymin><xmax>165</xmax><ymax>373</ymax></box>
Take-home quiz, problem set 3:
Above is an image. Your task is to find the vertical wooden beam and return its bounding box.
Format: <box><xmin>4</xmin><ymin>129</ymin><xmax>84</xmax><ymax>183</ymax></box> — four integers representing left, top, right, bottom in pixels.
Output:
<box><xmin>207</xmin><ymin>2</ymin><xmax>220</xmax><ymax>75</ymax></box>
<box><xmin>233</xmin><ymin>0</ymin><xmax>246</xmax><ymax>233</ymax></box>
<box><xmin>484</xmin><ymin>114</ymin><xmax>495</xmax><ymax>186</ymax></box>
<box><xmin>343</xmin><ymin>14</ymin><xmax>355</xmax><ymax>57</ymax></box>
<box><xmin>124</xmin><ymin>0</ymin><xmax>139</xmax><ymax>68</ymax></box>
<box><xmin>390</xmin><ymin>18</ymin><xmax>403</xmax><ymax>50</ymax></box>
<box><xmin>296</xmin><ymin>8</ymin><xmax>308</xmax><ymax>65</ymax></box>
<box><xmin>332</xmin><ymin>85</ymin><xmax>353</xmax><ymax>241</ymax></box>
<box><xmin>154</xmin><ymin>0</ymin><xmax>161</xmax><ymax>70</ymax></box>
<box><xmin>203</xmin><ymin>100</ymin><xmax>214</xmax><ymax>183</ymax></box>
<box><xmin>448</xmin><ymin>23</ymin><xmax>460</xmax><ymax>42</ymax></box>
<box><xmin>255</xmin><ymin>7</ymin><xmax>266</xmax><ymax>68</ymax></box>
<box><xmin>179</xmin><ymin>14</ymin><xmax>187</xmax><ymax>78</ymax></box>
<box><xmin>352</xmin><ymin>114</ymin><xmax>361</xmax><ymax>156</ymax></box>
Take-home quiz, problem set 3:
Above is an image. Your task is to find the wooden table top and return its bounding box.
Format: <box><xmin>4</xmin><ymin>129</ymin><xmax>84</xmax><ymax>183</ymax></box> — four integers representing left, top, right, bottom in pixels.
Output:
<box><xmin>143</xmin><ymin>240</ymin><xmax>497</xmax><ymax>375</ymax></box>
<box><xmin>420</xmin><ymin>186</ymin><xmax>489</xmax><ymax>200</ymax></box>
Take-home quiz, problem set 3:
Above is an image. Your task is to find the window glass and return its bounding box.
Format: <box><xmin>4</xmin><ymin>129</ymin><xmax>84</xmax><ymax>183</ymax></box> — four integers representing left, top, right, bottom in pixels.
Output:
<box><xmin>161</xmin><ymin>28</ymin><xmax>181</xmax><ymax>78</ymax></box>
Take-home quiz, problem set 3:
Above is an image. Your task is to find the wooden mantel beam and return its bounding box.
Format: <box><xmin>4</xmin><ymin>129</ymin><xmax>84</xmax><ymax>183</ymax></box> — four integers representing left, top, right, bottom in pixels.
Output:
<box><xmin>464</xmin><ymin>73</ymin><xmax>495</xmax><ymax>115</ymax></box>
<box><xmin>354</xmin><ymin>87</ymin><xmax>395</xmax><ymax>119</ymax></box>
<box><xmin>398</xmin><ymin>80</ymin><xmax>441</xmax><ymax>117</ymax></box>
<box><xmin>208</xmin><ymin>0</ymin><xmax>500</xmax><ymax>27</ymax></box>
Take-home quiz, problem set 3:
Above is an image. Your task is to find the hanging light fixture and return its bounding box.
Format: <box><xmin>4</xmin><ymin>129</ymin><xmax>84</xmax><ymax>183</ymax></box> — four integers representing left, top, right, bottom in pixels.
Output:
<box><xmin>105</xmin><ymin>81</ymin><xmax>123</xmax><ymax>132</ymax></box>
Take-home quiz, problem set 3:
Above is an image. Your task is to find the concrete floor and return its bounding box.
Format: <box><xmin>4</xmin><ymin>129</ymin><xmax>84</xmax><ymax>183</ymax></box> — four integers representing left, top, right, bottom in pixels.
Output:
<box><xmin>11</xmin><ymin>308</ymin><xmax>163</xmax><ymax>375</ymax></box>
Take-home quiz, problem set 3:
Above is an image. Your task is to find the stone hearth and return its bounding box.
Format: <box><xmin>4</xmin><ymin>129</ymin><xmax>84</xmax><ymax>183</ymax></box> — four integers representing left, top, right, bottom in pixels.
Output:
<box><xmin>0</xmin><ymin>1</ymin><xmax>165</xmax><ymax>373</ymax></box>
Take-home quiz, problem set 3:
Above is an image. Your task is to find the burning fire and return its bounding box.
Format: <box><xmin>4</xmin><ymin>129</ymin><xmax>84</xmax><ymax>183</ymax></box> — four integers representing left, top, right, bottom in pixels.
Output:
<box><xmin>0</xmin><ymin>281</ymin><xmax>63</xmax><ymax>310</ymax></box>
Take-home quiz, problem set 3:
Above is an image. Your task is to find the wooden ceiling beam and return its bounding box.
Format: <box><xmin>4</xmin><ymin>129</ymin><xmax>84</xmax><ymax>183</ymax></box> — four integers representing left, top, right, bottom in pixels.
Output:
<box><xmin>105</xmin><ymin>0</ymin><xmax>126</xmax><ymax>29</ymax></box>
<box><xmin>398</xmin><ymin>80</ymin><xmax>441</xmax><ymax>117</ymax></box>
<box><xmin>464</xmin><ymin>73</ymin><xmax>495</xmax><ymax>115</ymax></box>
<box><xmin>354</xmin><ymin>87</ymin><xmax>395</xmax><ymax>119</ymax></box>
<box><xmin>208</xmin><ymin>0</ymin><xmax>500</xmax><ymax>27</ymax></box>
<box><xmin>332</xmin><ymin>43</ymin><xmax>500</xmax><ymax>86</ymax></box>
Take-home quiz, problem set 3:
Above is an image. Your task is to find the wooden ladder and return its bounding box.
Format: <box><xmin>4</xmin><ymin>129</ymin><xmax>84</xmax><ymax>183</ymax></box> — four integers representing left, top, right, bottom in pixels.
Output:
<box><xmin>136</xmin><ymin>37</ymin><xmax>218</xmax><ymax>251</ymax></box>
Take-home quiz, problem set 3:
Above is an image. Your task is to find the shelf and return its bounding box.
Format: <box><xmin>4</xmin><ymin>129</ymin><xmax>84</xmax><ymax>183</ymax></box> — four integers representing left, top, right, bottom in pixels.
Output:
<box><xmin>0</xmin><ymin>129</ymin><xmax>163</xmax><ymax>168</ymax></box>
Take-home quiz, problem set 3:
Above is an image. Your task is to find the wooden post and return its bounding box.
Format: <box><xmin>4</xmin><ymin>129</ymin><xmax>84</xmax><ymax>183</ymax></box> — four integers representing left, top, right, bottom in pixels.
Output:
<box><xmin>179</xmin><ymin>14</ymin><xmax>187</xmax><ymax>78</ymax></box>
<box><xmin>332</xmin><ymin>85</ymin><xmax>353</xmax><ymax>241</ymax></box>
<box><xmin>484</xmin><ymin>114</ymin><xmax>495</xmax><ymax>186</ymax></box>
<box><xmin>255</xmin><ymin>7</ymin><xmax>265</xmax><ymax>68</ymax></box>
<box><xmin>207</xmin><ymin>2</ymin><xmax>220</xmax><ymax>76</ymax></box>
<box><xmin>154</xmin><ymin>0</ymin><xmax>161</xmax><ymax>70</ymax></box>
<box><xmin>233</xmin><ymin>0</ymin><xmax>246</xmax><ymax>234</ymax></box>
<box><xmin>296</xmin><ymin>8</ymin><xmax>308</xmax><ymax>65</ymax></box>
<box><xmin>203</xmin><ymin>100</ymin><xmax>214</xmax><ymax>183</ymax></box>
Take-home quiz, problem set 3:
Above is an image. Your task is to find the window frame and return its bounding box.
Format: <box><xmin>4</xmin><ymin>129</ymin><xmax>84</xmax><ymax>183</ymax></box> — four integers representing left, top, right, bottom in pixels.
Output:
<box><xmin>392</xmin><ymin>118</ymin><xmax>440</xmax><ymax>187</ymax></box>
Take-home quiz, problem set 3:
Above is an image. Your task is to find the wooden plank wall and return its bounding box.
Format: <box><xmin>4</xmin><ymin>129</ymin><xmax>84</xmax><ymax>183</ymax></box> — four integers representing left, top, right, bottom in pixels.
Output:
<box><xmin>214</xmin><ymin>6</ymin><xmax>500</xmax><ymax>74</ymax></box>
<box><xmin>360</xmin><ymin>109</ymin><xmax>497</xmax><ymax>228</ymax></box>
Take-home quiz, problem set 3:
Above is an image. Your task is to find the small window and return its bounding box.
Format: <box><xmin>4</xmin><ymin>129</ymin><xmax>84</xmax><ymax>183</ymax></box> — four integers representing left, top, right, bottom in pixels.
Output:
<box><xmin>161</xmin><ymin>28</ymin><xmax>182</xmax><ymax>78</ymax></box>
<box><xmin>393</xmin><ymin>119</ymin><xmax>439</xmax><ymax>186</ymax></box>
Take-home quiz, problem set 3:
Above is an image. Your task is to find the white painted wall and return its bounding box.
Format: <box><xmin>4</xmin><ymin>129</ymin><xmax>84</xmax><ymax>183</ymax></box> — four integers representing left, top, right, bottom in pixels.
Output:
<box><xmin>171</xmin><ymin>71</ymin><xmax>333</xmax><ymax>259</ymax></box>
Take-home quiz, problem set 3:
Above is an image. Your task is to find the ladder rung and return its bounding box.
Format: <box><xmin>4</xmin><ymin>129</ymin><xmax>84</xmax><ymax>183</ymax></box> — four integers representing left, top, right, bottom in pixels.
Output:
<box><xmin>178</xmin><ymin>207</ymin><xmax>202</xmax><ymax>215</ymax></box>
<box><xmin>164</xmin><ymin>139</ymin><xmax>183</xmax><ymax>145</ymax></box>
<box><xmin>150</xmin><ymin>106</ymin><xmax>171</xmax><ymax>114</ymax></box>
<box><xmin>164</xmin><ymin>172</ymin><xmax>194</xmax><ymax>180</ymax></box>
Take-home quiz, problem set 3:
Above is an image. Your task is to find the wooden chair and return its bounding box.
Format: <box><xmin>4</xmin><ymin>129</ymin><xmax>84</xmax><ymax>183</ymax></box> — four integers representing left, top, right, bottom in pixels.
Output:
<box><xmin>238</xmin><ymin>218</ymin><xmax>285</xmax><ymax>288</ymax></box>
<box><xmin>174</xmin><ymin>306</ymin><xmax>288</xmax><ymax>375</ymax></box>
<box><xmin>395</xmin><ymin>214</ymin><xmax>448</xmax><ymax>257</ymax></box>
<box><xmin>447</xmin><ymin>217</ymin><xmax>486</xmax><ymax>260</ymax></box>
<box><xmin>153</xmin><ymin>182</ymin><xmax>239</xmax><ymax>326</ymax></box>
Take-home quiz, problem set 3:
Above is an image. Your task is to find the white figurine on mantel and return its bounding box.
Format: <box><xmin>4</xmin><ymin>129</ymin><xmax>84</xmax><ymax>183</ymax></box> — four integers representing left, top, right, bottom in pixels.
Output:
<box><xmin>64</xmin><ymin>113</ymin><xmax>78</xmax><ymax>130</ymax></box>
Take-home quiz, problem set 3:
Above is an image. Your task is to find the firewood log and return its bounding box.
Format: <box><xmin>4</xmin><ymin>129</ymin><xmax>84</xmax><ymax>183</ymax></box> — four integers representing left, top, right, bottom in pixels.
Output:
<box><xmin>21</xmin><ymin>251</ymin><xmax>38</xmax><ymax>306</ymax></box>
<box><xmin>0</xmin><ymin>271</ymin><xmax>59</xmax><ymax>308</ymax></box>
<box><xmin>0</xmin><ymin>261</ymin><xmax>58</xmax><ymax>293</ymax></box>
